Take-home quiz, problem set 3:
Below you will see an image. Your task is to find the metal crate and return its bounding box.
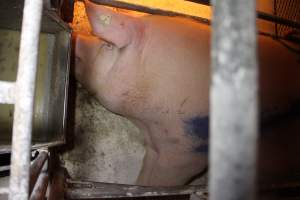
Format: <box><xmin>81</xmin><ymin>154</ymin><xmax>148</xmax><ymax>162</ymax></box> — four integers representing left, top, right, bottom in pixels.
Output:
<box><xmin>0</xmin><ymin>0</ymin><xmax>71</xmax><ymax>153</ymax></box>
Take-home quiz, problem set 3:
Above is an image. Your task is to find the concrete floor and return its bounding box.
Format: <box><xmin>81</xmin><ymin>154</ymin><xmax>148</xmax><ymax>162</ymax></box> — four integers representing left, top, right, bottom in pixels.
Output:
<box><xmin>61</xmin><ymin>86</ymin><xmax>145</xmax><ymax>184</ymax></box>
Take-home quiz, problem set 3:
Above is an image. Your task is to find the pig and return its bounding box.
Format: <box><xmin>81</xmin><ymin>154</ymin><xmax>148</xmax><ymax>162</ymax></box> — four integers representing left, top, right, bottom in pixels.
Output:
<box><xmin>74</xmin><ymin>0</ymin><xmax>300</xmax><ymax>186</ymax></box>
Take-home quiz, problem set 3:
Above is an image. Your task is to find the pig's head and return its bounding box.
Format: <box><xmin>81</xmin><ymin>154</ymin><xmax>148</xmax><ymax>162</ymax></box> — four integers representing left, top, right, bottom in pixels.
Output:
<box><xmin>74</xmin><ymin>0</ymin><xmax>145</xmax><ymax>110</ymax></box>
<box><xmin>74</xmin><ymin>34</ymin><xmax>119</xmax><ymax>99</ymax></box>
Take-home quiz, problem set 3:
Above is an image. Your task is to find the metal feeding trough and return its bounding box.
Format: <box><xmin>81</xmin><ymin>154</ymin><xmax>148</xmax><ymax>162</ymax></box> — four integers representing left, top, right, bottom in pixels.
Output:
<box><xmin>0</xmin><ymin>0</ymin><xmax>71</xmax><ymax>153</ymax></box>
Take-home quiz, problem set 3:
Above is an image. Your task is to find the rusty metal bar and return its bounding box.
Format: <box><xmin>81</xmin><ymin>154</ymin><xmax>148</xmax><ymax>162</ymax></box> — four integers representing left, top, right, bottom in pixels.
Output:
<box><xmin>29</xmin><ymin>151</ymin><xmax>48</xmax><ymax>195</ymax></box>
<box><xmin>48</xmin><ymin>167</ymin><xmax>66</xmax><ymax>200</ymax></box>
<box><xmin>30</xmin><ymin>160</ymin><xmax>49</xmax><ymax>200</ymax></box>
<box><xmin>0</xmin><ymin>81</ymin><xmax>15</xmax><ymax>104</ymax></box>
<box><xmin>210</xmin><ymin>0</ymin><xmax>258</xmax><ymax>200</ymax></box>
<box><xmin>8</xmin><ymin>0</ymin><xmax>43</xmax><ymax>199</ymax></box>
<box><xmin>29</xmin><ymin>173</ymin><xmax>49</xmax><ymax>200</ymax></box>
<box><xmin>66</xmin><ymin>179</ymin><xmax>206</xmax><ymax>199</ymax></box>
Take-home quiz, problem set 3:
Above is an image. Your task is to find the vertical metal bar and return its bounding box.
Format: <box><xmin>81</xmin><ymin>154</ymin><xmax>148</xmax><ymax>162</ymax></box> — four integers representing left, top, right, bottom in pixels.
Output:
<box><xmin>48</xmin><ymin>167</ymin><xmax>66</xmax><ymax>200</ymax></box>
<box><xmin>8</xmin><ymin>0</ymin><xmax>43</xmax><ymax>200</ymax></box>
<box><xmin>209</xmin><ymin>0</ymin><xmax>258</xmax><ymax>200</ymax></box>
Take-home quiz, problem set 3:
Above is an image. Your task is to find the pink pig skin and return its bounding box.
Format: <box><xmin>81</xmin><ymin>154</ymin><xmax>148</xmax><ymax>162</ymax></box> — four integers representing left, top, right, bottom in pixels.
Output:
<box><xmin>74</xmin><ymin>1</ymin><xmax>300</xmax><ymax>186</ymax></box>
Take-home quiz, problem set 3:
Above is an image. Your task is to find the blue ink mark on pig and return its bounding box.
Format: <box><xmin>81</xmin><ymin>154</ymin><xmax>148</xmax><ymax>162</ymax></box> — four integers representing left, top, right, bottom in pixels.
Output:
<box><xmin>183</xmin><ymin>101</ymin><xmax>300</xmax><ymax>153</ymax></box>
<box><xmin>194</xmin><ymin>144</ymin><xmax>209</xmax><ymax>154</ymax></box>
<box><xmin>184</xmin><ymin>116</ymin><xmax>209</xmax><ymax>140</ymax></box>
<box><xmin>184</xmin><ymin>116</ymin><xmax>209</xmax><ymax>153</ymax></box>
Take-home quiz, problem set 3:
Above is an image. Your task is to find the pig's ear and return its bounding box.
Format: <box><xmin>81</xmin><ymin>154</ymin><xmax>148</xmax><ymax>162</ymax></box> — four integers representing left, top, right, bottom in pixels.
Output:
<box><xmin>84</xmin><ymin>0</ymin><xmax>143</xmax><ymax>48</ymax></box>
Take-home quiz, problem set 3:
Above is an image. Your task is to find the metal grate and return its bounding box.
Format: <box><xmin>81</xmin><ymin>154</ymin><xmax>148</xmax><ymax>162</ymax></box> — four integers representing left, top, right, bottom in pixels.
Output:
<box><xmin>274</xmin><ymin>0</ymin><xmax>300</xmax><ymax>37</ymax></box>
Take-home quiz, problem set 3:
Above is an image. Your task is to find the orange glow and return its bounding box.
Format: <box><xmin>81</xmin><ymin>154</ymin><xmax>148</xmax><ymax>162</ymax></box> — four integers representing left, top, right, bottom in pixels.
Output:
<box><xmin>72</xmin><ymin>1</ymin><xmax>274</xmax><ymax>34</ymax></box>
<box><xmin>71</xmin><ymin>1</ymin><xmax>211</xmax><ymax>34</ymax></box>
<box><xmin>119</xmin><ymin>0</ymin><xmax>211</xmax><ymax>19</ymax></box>
<box><xmin>72</xmin><ymin>1</ymin><xmax>92</xmax><ymax>34</ymax></box>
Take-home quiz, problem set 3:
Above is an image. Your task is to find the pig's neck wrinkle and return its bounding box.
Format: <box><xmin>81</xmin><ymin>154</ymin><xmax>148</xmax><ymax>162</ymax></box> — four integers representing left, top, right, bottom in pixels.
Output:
<box><xmin>113</xmin><ymin>20</ymin><xmax>147</xmax><ymax>65</ymax></box>
<box><xmin>131</xmin><ymin>18</ymin><xmax>147</xmax><ymax>48</ymax></box>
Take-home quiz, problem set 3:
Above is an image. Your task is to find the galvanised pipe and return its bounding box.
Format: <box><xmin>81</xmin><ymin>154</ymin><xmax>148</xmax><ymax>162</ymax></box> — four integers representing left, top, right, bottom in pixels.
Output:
<box><xmin>8</xmin><ymin>0</ymin><xmax>43</xmax><ymax>199</ymax></box>
<box><xmin>209</xmin><ymin>0</ymin><xmax>258</xmax><ymax>200</ymax></box>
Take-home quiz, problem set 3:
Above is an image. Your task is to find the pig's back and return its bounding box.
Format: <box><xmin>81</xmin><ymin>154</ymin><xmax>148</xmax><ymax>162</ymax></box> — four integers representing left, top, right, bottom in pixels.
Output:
<box><xmin>140</xmin><ymin>15</ymin><xmax>300</xmax><ymax>118</ymax></box>
<box><xmin>113</xmin><ymin>14</ymin><xmax>300</xmax><ymax>124</ymax></box>
<box><xmin>139</xmin><ymin>16</ymin><xmax>211</xmax><ymax>120</ymax></box>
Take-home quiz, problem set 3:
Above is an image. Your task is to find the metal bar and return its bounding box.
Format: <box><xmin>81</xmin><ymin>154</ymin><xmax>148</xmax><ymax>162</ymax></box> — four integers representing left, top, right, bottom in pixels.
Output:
<box><xmin>66</xmin><ymin>179</ymin><xmax>206</xmax><ymax>199</ymax></box>
<box><xmin>30</xmin><ymin>160</ymin><xmax>49</xmax><ymax>200</ymax></box>
<box><xmin>184</xmin><ymin>0</ymin><xmax>210</xmax><ymax>5</ymax></box>
<box><xmin>48</xmin><ymin>167</ymin><xmax>66</xmax><ymax>200</ymax></box>
<box><xmin>29</xmin><ymin>151</ymin><xmax>48</xmax><ymax>195</ymax></box>
<box><xmin>29</xmin><ymin>173</ymin><xmax>49</xmax><ymax>200</ymax></box>
<box><xmin>257</xmin><ymin>11</ymin><xmax>300</xmax><ymax>30</ymax></box>
<box><xmin>0</xmin><ymin>141</ymin><xmax>65</xmax><ymax>155</ymax></box>
<box><xmin>210</xmin><ymin>0</ymin><xmax>258</xmax><ymax>200</ymax></box>
<box><xmin>0</xmin><ymin>81</ymin><xmax>15</xmax><ymax>104</ymax></box>
<box><xmin>8</xmin><ymin>0</ymin><xmax>43</xmax><ymax>199</ymax></box>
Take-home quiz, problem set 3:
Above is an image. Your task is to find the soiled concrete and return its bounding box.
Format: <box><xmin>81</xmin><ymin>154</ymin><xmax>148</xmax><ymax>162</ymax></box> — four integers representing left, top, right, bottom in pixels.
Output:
<box><xmin>61</xmin><ymin>85</ymin><xmax>145</xmax><ymax>184</ymax></box>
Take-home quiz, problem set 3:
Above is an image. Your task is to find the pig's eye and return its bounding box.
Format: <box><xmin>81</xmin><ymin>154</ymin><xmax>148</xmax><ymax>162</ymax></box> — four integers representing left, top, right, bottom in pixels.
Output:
<box><xmin>104</xmin><ymin>43</ymin><xmax>114</xmax><ymax>50</ymax></box>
